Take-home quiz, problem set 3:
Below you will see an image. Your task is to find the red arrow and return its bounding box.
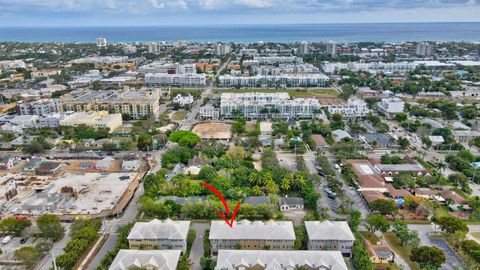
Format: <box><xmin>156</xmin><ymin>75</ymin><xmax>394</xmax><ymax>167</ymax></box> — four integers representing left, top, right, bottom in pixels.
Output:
<box><xmin>201</xmin><ymin>182</ymin><xmax>241</xmax><ymax>228</ymax></box>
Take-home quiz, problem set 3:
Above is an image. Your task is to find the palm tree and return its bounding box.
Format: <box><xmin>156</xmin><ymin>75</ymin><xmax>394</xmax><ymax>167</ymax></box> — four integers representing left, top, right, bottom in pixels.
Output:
<box><xmin>435</xmin><ymin>161</ymin><xmax>447</xmax><ymax>173</ymax></box>
<box><xmin>280</xmin><ymin>176</ymin><xmax>291</xmax><ymax>192</ymax></box>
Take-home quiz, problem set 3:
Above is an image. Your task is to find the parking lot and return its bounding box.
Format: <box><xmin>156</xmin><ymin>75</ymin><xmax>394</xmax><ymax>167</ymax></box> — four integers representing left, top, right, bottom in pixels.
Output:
<box><xmin>0</xmin><ymin>236</ymin><xmax>36</xmax><ymax>261</ymax></box>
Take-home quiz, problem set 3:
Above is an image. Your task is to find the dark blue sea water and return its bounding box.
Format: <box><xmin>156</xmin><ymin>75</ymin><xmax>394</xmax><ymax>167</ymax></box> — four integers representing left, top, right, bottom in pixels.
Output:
<box><xmin>0</xmin><ymin>23</ymin><xmax>479</xmax><ymax>43</ymax></box>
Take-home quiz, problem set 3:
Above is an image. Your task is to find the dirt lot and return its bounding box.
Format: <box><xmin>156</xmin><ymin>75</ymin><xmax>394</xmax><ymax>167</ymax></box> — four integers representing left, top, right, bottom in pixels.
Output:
<box><xmin>62</xmin><ymin>159</ymin><xmax>123</xmax><ymax>173</ymax></box>
<box><xmin>192</xmin><ymin>122</ymin><xmax>232</xmax><ymax>140</ymax></box>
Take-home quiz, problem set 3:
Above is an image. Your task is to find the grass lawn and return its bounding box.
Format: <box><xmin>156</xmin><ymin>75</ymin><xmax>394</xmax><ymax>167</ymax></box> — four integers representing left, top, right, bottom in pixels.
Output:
<box><xmin>171</xmin><ymin>111</ymin><xmax>188</xmax><ymax>120</ymax></box>
<box><xmin>245</xmin><ymin>123</ymin><xmax>257</xmax><ymax>132</ymax></box>
<box><xmin>383</xmin><ymin>232</ymin><xmax>420</xmax><ymax>270</ymax></box>
<box><xmin>434</xmin><ymin>205</ymin><xmax>450</xmax><ymax>218</ymax></box>
<box><xmin>359</xmin><ymin>231</ymin><xmax>380</xmax><ymax>243</ymax></box>
<box><xmin>471</xmin><ymin>232</ymin><xmax>480</xmax><ymax>241</ymax></box>
<box><xmin>213</xmin><ymin>88</ymin><xmax>339</xmax><ymax>98</ymax></box>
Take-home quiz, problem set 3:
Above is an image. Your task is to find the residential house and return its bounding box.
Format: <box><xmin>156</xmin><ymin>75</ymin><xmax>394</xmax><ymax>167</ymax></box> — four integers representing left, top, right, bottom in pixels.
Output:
<box><xmin>359</xmin><ymin>133</ymin><xmax>397</xmax><ymax>149</ymax></box>
<box><xmin>209</xmin><ymin>220</ymin><xmax>295</xmax><ymax>255</ymax></box>
<box><xmin>35</xmin><ymin>162</ymin><xmax>62</xmax><ymax>175</ymax></box>
<box><xmin>363</xmin><ymin>239</ymin><xmax>394</xmax><ymax>265</ymax></box>
<box><xmin>243</xmin><ymin>196</ymin><xmax>271</xmax><ymax>206</ymax></box>
<box><xmin>96</xmin><ymin>157</ymin><xmax>115</xmax><ymax>171</ymax></box>
<box><xmin>0</xmin><ymin>156</ymin><xmax>15</xmax><ymax>170</ymax></box>
<box><xmin>127</xmin><ymin>219</ymin><xmax>190</xmax><ymax>253</ymax></box>
<box><xmin>122</xmin><ymin>160</ymin><xmax>140</xmax><ymax>172</ymax></box>
<box><xmin>305</xmin><ymin>221</ymin><xmax>355</xmax><ymax>257</ymax></box>
<box><xmin>332</xmin><ymin>129</ymin><xmax>351</xmax><ymax>142</ymax></box>
<box><xmin>279</xmin><ymin>196</ymin><xmax>304</xmax><ymax>211</ymax></box>
<box><xmin>311</xmin><ymin>134</ymin><xmax>328</xmax><ymax>149</ymax></box>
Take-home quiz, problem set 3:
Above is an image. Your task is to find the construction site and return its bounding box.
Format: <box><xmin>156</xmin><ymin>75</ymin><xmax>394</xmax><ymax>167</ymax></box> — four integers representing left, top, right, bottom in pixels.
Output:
<box><xmin>0</xmin><ymin>156</ymin><xmax>146</xmax><ymax>220</ymax></box>
<box><xmin>192</xmin><ymin>122</ymin><xmax>232</xmax><ymax>141</ymax></box>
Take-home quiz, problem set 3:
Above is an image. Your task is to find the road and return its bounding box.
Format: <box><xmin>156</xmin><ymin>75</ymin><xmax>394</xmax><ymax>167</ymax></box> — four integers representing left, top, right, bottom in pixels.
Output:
<box><xmin>36</xmin><ymin>224</ymin><xmax>71</xmax><ymax>270</ymax></box>
<box><xmin>87</xmin><ymin>183</ymin><xmax>145</xmax><ymax>270</ymax></box>
<box><xmin>189</xmin><ymin>222</ymin><xmax>210</xmax><ymax>270</ymax></box>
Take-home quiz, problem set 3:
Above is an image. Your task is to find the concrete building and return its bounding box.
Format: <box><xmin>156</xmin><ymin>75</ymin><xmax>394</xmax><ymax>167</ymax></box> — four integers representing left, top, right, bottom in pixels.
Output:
<box><xmin>319</xmin><ymin>98</ymin><xmax>369</xmax><ymax>119</ymax></box>
<box><xmin>305</xmin><ymin>221</ymin><xmax>355</xmax><ymax>257</ymax></box>
<box><xmin>122</xmin><ymin>45</ymin><xmax>137</xmax><ymax>55</ymax></box>
<box><xmin>209</xmin><ymin>220</ymin><xmax>295</xmax><ymax>255</ymax></box>
<box><xmin>326</xmin><ymin>41</ymin><xmax>337</xmax><ymax>56</ymax></box>
<box><xmin>253</xmin><ymin>56</ymin><xmax>303</xmax><ymax>65</ymax></box>
<box><xmin>96</xmin><ymin>37</ymin><xmax>107</xmax><ymax>47</ymax></box>
<box><xmin>109</xmin><ymin>250</ymin><xmax>181</xmax><ymax>270</ymax></box>
<box><xmin>0</xmin><ymin>60</ymin><xmax>26</xmax><ymax>69</ymax></box>
<box><xmin>60</xmin><ymin>89</ymin><xmax>161</xmax><ymax>120</ymax></box>
<box><xmin>452</xmin><ymin>130</ymin><xmax>480</xmax><ymax>143</ymax></box>
<box><xmin>298</xmin><ymin>41</ymin><xmax>310</xmax><ymax>55</ymax></box>
<box><xmin>147</xmin><ymin>42</ymin><xmax>162</xmax><ymax>54</ymax></box>
<box><xmin>215</xmin><ymin>43</ymin><xmax>232</xmax><ymax>56</ymax></box>
<box><xmin>122</xmin><ymin>160</ymin><xmax>141</xmax><ymax>171</ymax></box>
<box><xmin>220</xmin><ymin>92</ymin><xmax>321</xmax><ymax>120</ymax></box>
<box><xmin>416</xmin><ymin>42</ymin><xmax>433</xmax><ymax>57</ymax></box>
<box><xmin>218</xmin><ymin>74</ymin><xmax>329</xmax><ymax>88</ymax></box>
<box><xmin>172</xmin><ymin>94</ymin><xmax>194</xmax><ymax>107</ymax></box>
<box><xmin>17</xmin><ymin>99</ymin><xmax>61</xmax><ymax>116</ymax></box>
<box><xmin>199</xmin><ymin>105</ymin><xmax>220</xmax><ymax>120</ymax></box>
<box><xmin>127</xmin><ymin>219</ymin><xmax>190</xmax><ymax>253</ymax></box>
<box><xmin>377</xmin><ymin>97</ymin><xmax>405</xmax><ymax>117</ymax></box>
<box><xmin>145</xmin><ymin>73</ymin><xmax>206</xmax><ymax>87</ymax></box>
<box><xmin>215</xmin><ymin>250</ymin><xmax>348</xmax><ymax>270</ymax></box>
<box><xmin>59</xmin><ymin>111</ymin><xmax>122</xmax><ymax>133</ymax></box>
<box><xmin>322</xmin><ymin>61</ymin><xmax>417</xmax><ymax>74</ymax></box>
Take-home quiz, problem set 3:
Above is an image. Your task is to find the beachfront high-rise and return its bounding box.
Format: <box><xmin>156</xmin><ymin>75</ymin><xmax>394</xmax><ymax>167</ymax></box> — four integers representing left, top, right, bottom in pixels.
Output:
<box><xmin>96</xmin><ymin>37</ymin><xmax>107</xmax><ymax>47</ymax></box>
<box><xmin>298</xmin><ymin>41</ymin><xmax>310</xmax><ymax>55</ymax></box>
<box><xmin>416</xmin><ymin>42</ymin><xmax>433</xmax><ymax>57</ymax></box>
<box><xmin>327</xmin><ymin>40</ymin><xmax>337</xmax><ymax>56</ymax></box>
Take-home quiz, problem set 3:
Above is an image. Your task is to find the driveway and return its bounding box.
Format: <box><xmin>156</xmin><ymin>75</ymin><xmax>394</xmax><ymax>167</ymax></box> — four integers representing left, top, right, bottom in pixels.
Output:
<box><xmin>190</xmin><ymin>222</ymin><xmax>210</xmax><ymax>270</ymax></box>
<box><xmin>36</xmin><ymin>223</ymin><xmax>71</xmax><ymax>270</ymax></box>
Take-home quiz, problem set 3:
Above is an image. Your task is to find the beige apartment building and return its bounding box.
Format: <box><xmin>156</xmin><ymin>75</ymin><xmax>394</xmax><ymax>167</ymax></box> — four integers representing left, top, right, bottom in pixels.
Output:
<box><xmin>60</xmin><ymin>88</ymin><xmax>161</xmax><ymax>120</ymax></box>
<box><xmin>59</xmin><ymin>111</ymin><xmax>122</xmax><ymax>133</ymax></box>
<box><xmin>209</xmin><ymin>220</ymin><xmax>295</xmax><ymax>255</ymax></box>
<box><xmin>127</xmin><ymin>219</ymin><xmax>190</xmax><ymax>253</ymax></box>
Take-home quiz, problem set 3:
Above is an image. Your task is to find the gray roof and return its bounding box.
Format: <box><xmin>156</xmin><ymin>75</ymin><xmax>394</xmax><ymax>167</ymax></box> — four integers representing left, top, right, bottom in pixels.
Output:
<box><xmin>375</xmin><ymin>164</ymin><xmax>425</xmax><ymax>172</ymax></box>
<box><xmin>243</xmin><ymin>196</ymin><xmax>271</xmax><ymax>205</ymax></box>
<box><xmin>332</xmin><ymin>129</ymin><xmax>351</xmax><ymax>141</ymax></box>
<box><xmin>209</xmin><ymin>220</ymin><xmax>295</xmax><ymax>240</ymax></box>
<box><xmin>360</xmin><ymin>133</ymin><xmax>396</xmax><ymax>146</ymax></box>
<box><xmin>305</xmin><ymin>221</ymin><xmax>355</xmax><ymax>241</ymax></box>
<box><xmin>109</xmin><ymin>249</ymin><xmax>181</xmax><ymax>270</ymax></box>
<box><xmin>215</xmin><ymin>250</ymin><xmax>347</xmax><ymax>270</ymax></box>
<box><xmin>279</xmin><ymin>197</ymin><xmax>304</xmax><ymax>206</ymax></box>
<box><xmin>127</xmin><ymin>219</ymin><xmax>190</xmax><ymax>240</ymax></box>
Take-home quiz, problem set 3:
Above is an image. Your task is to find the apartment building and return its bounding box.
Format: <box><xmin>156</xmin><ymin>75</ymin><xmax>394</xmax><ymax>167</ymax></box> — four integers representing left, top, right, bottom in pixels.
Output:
<box><xmin>110</xmin><ymin>250</ymin><xmax>181</xmax><ymax>270</ymax></box>
<box><xmin>319</xmin><ymin>98</ymin><xmax>369</xmax><ymax>119</ymax></box>
<box><xmin>199</xmin><ymin>104</ymin><xmax>220</xmax><ymax>120</ymax></box>
<box><xmin>215</xmin><ymin>250</ymin><xmax>348</xmax><ymax>270</ymax></box>
<box><xmin>145</xmin><ymin>73</ymin><xmax>206</xmax><ymax>87</ymax></box>
<box><xmin>298</xmin><ymin>41</ymin><xmax>310</xmax><ymax>55</ymax></box>
<box><xmin>17</xmin><ymin>99</ymin><xmax>61</xmax><ymax>116</ymax></box>
<box><xmin>96</xmin><ymin>37</ymin><xmax>107</xmax><ymax>47</ymax></box>
<box><xmin>218</xmin><ymin>74</ymin><xmax>329</xmax><ymax>88</ymax></box>
<box><xmin>305</xmin><ymin>221</ymin><xmax>355</xmax><ymax>257</ymax></box>
<box><xmin>172</xmin><ymin>94</ymin><xmax>194</xmax><ymax>107</ymax></box>
<box><xmin>377</xmin><ymin>97</ymin><xmax>405</xmax><ymax>117</ymax></box>
<box><xmin>127</xmin><ymin>219</ymin><xmax>191</xmax><ymax>253</ymax></box>
<box><xmin>122</xmin><ymin>45</ymin><xmax>137</xmax><ymax>55</ymax></box>
<box><xmin>253</xmin><ymin>56</ymin><xmax>303</xmax><ymax>65</ymax></box>
<box><xmin>326</xmin><ymin>40</ymin><xmax>337</xmax><ymax>55</ymax></box>
<box><xmin>215</xmin><ymin>43</ymin><xmax>232</xmax><ymax>56</ymax></box>
<box><xmin>209</xmin><ymin>220</ymin><xmax>295</xmax><ymax>255</ymax></box>
<box><xmin>322</xmin><ymin>61</ymin><xmax>417</xmax><ymax>74</ymax></box>
<box><xmin>59</xmin><ymin>111</ymin><xmax>122</xmax><ymax>133</ymax></box>
<box><xmin>251</xmin><ymin>63</ymin><xmax>320</xmax><ymax>75</ymax></box>
<box><xmin>220</xmin><ymin>92</ymin><xmax>321</xmax><ymax>120</ymax></box>
<box><xmin>60</xmin><ymin>88</ymin><xmax>161</xmax><ymax>119</ymax></box>
<box><xmin>416</xmin><ymin>42</ymin><xmax>433</xmax><ymax>57</ymax></box>
<box><xmin>138</xmin><ymin>63</ymin><xmax>196</xmax><ymax>74</ymax></box>
<box><xmin>147</xmin><ymin>42</ymin><xmax>162</xmax><ymax>54</ymax></box>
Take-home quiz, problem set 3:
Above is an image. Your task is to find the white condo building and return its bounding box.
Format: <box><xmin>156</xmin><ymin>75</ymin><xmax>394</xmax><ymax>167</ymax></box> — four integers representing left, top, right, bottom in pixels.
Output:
<box><xmin>215</xmin><ymin>43</ymin><xmax>232</xmax><ymax>56</ymax></box>
<box><xmin>320</xmin><ymin>98</ymin><xmax>369</xmax><ymax>119</ymax></box>
<box><xmin>96</xmin><ymin>37</ymin><xmax>107</xmax><ymax>47</ymax></box>
<box><xmin>298</xmin><ymin>41</ymin><xmax>310</xmax><ymax>55</ymax></box>
<box><xmin>253</xmin><ymin>56</ymin><xmax>303</xmax><ymax>65</ymax></box>
<box><xmin>378</xmin><ymin>97</ymin><xmax>405</xmax><ymax>116</ymax></box>
<box><xmin>145</xmin><ymin>73</ymin><xmax>206</xmax><ymax>87</ymax></box>
<box><xmin>17</xmin><ymin>99</ymin><xmax>61</xmax><ymax>116</ymax></box>
<box><xmin>322</xmin><ymin>61</ymin><xmax>418</xmax><ymax>74</ymax></box>
<box><xmin>147</xmin><ymin>42</ymin><xmax>162</xmax><ymax>54</ymax></box>
<box><xmin>218</xmin><ymin>74</ymin><xmax>329</xmax><ymax>88</ymax></box>
<box><xmin>416</xmin><ymin>43</ymin><xmax>433</xmax><ymax>57</ymax></box>
<box><xmin>327</xmin><ymin>41</ymin><xmax>337</xmax><ymax>55</ymax></box>
<box><xmin>220</xmin><ymin>92</ymin><xmax>321</xmax><ymax>120</ymax></box>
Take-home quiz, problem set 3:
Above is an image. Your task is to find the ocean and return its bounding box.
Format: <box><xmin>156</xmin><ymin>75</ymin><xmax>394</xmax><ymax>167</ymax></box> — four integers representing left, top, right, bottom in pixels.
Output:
<box><xmin>0</xmin><ymin>22</ymin><xmax>479</xmax><ymax>43</ymax></box>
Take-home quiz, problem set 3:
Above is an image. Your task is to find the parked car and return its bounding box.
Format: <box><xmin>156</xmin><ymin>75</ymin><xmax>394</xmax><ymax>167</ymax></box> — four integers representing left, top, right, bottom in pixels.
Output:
<box><xmin>2</xmin><ymin>235</ymin><xmax>12</xmax><ymax>245</ymax></box>
<box><xmin>20</xmin><ymin>237</ymin><xmax>28</xmax><ymax>244</ymax></box>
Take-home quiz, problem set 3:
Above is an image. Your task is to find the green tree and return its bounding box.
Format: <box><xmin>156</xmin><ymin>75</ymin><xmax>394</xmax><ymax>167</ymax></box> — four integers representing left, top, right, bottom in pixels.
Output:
<box><xmin>232</xmin><ymin>118</ymin><xmax>246</xmax><ymax>134</ymax></box>
<box><xmin>436</xmin><ymin>216</ymin><xmax>468</xmax><ymax>235</ymax></box>
<box><xmin>410</xmin><ymin>246</ymin><xmax>446</xmax><ymax>270</ymax></box>
<box><xmin>367</xmin><ymin>214</ymin><xmax>390</xmax><ymax>233</ymax></box>
<box><xmin>369</xmin><ymin>199</ymin><xmax>397</xmax><ymax>216</ymax></box>
<box><xmin>36</xmin><ymin>214</ymin><xmax>64</xmax><ymax>241</ymax></box>
<box><xmin>137</xmin><ymin>133</ymin><xmax>153</xmax><ymax>151</ymax></box>
<box><xmin>14</xmin><ymin>246</ymin><xmax>42</xmax><ymax>270</ymax></box>
<box><xmin>168</xmin><ymin>131</ymin><xmax>201</xmax><ymax>148</ymax></box>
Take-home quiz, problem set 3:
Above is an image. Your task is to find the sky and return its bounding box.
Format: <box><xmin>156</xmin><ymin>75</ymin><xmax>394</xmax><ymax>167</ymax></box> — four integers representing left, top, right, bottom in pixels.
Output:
<box><xmin>0</xmin><ymin>0</ymin><xmax>480</xmax><ymax>26</ymax></box>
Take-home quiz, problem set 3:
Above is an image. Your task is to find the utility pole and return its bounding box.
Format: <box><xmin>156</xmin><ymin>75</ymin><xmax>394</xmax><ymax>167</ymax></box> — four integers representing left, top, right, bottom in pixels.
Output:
<box><xmin>52</xmin><ymin>251</ymin><xmax>58</xmax><ymax>270</ymax></box>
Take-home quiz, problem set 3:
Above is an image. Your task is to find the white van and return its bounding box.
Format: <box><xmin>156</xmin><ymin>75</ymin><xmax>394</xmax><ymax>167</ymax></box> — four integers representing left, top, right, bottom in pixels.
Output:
<box><xmin>2</xmin><ymin>235</ymin><xmax>12</xmax><ymax>245</ymax></box>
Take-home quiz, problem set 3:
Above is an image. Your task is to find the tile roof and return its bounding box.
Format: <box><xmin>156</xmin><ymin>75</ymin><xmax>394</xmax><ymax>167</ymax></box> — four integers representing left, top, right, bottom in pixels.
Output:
<box><xmin>304</xmin><ymin>221</ymin><xmax>355</xmax><ymax>241</ymax></box>
<box><xmin>109</xmin><ymin>249</ymin><xmax>181</xmax><ymax>270</ymax></box>
<box><xmin>209</xmin><ymin>220</ymin><xmax>295</xmax><ymax>241</ymax></box>
<box><xmin>127</xmin><ymin>219</ymin><xmax>190</xmax><ymax>240</ymax></box>
<box><xmin>215</xmin><ymin>250</ymin><xmax>347</xmax><ymax>270</ymax></box>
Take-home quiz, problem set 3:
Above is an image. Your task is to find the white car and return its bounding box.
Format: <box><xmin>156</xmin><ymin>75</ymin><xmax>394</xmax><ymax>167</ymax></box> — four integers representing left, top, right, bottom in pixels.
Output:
<box><xmin>2</xmin><ymin>235</ymin><xmax>12</xmax><ymax>245</ymax></box>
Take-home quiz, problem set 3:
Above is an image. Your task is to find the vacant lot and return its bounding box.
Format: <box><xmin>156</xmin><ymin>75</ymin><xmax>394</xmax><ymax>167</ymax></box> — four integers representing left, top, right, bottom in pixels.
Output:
<box><xmin>213</xmin><ymin>88</ymin><xmax>339</xmax><ymax>98</ymax></box>
<box><xmin>192</xmin><ymin>122</ymin><xmax>232</xmax><ymax>140</ymax></box>
<box><xmin>170</xmin><ymin>111</ymin><xmax>188</xmax><ymax>121</ymax></box>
